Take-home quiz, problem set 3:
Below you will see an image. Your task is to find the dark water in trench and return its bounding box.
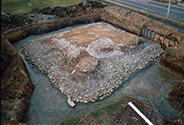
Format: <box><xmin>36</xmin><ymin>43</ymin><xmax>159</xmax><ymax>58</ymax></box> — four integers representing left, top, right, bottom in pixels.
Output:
<box><xmin>14</xmin><ymin>23</ymin><xmax>183</xmax><ymax>124</ymax></box>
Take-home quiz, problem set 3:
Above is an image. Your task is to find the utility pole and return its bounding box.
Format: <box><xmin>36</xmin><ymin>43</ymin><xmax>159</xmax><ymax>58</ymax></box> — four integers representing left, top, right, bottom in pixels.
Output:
<box><xmin>167</xmin><ymin>0</ymin><xmax>172</xmax><ymax>18</ymax></box>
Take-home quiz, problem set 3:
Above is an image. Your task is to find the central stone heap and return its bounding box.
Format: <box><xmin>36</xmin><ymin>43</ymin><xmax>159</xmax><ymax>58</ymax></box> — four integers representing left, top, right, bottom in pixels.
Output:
<box><xmin>23</xmin><ymin>23</ymin><xmax>163</xmax><ymax>107</ymax></box>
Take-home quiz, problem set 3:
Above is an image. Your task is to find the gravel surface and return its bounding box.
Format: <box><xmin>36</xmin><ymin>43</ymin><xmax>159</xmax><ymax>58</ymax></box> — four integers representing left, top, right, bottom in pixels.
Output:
<box><xmin>22</xmin><ymin>23</ymin><xmax>164</xmax><ymax>106</ymax></box>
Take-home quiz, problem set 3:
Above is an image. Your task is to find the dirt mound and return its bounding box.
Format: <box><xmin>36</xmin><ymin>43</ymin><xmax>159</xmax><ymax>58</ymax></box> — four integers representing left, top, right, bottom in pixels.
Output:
<box><xmin>37</xmin><ymin>1</ymin><xmax>107</xmax><ymax>18</ymax></box>
<box><xmin>1</xmin><ymin>14</ymin><xmax>33</xmax><ymax>32</ymax></box>
<box><xmin>159</xmin><ymin>43</ymin><xmax>184</xmax><ymax>75</ymax></box>
<box><xmin>167</xmin><ymin>80</ymin><xmax>184</xmax><ymax>111</ymax></box>
<box><xmin>1</xmin><ymin>1</ymin><xmax>106</xmax><ymax>33</ymax></box>
<box><xmin>78</xmin><ymin>1</ymin><xmax>108</xmax><ymax>9</ymax></box>
<box><xmin>37</xmin><ymin>7</ymin><xmax>53</xmax><ymax>15</ymax></box>
<box><xmin>1</xmin><ymin>36</ymin><xmax>35</xmax><ymax>125</ymax></box>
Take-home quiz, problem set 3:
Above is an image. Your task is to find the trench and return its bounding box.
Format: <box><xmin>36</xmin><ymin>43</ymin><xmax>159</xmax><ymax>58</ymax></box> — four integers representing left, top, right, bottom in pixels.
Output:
<box><xmin>13</xmin><ymin>22</ymin><xmax>183</xmax><ymax>124</ymax></box>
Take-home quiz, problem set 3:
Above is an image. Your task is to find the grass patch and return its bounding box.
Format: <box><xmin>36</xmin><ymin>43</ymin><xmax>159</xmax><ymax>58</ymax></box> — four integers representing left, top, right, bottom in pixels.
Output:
<box><xmin>90</xmin><ymin>108</ymin><xmax>102</xmax><ymax>117</ymax></box>
<box><xmin>85</xmin><ymin>115</ymin><xmax>90</xmax><ymax>120</ymax></box>
<box><xmin>30</xmin><ymin>0</ymin><xmax>84</xmax><ymax>9</ymax></box>
<box><xmin>165</xmin><ymin>48</ymin><xmax>177</xmax><ymax>55</ymax></box>
<box><xmin>60</xmin><ymin>116</ymin><xmax>80</xmax><ymax>125</ymax></box>
<box><xmin>103</xmin><ymin>101</ymin><xmax>120</xmax><ymax>116</ymax></box>
<box><xmin>90</xmin><ymin>101</ymin><xmax>121</xmax><ymax>117</ymax></box>
<box><xmin>165</xmin><ymin>47</ymin><xmax>183</xmax><ymax>59</ymax></box>
<box><xmin>1</xmin><ymin>0</ymin><xmax>32</xmax><ymax>14</ymax></box>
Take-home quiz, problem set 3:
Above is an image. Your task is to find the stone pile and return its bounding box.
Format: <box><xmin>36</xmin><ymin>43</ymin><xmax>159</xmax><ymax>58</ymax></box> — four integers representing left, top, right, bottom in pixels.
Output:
<box><xmin>22</xmin><ymin>23</ymin><xmax>163</xmax><ymax>107</ymax></box>
<box><xmin>31</xmin><ymin>13</ymin><xmax>57</xmax><ymax>20</ymax></box>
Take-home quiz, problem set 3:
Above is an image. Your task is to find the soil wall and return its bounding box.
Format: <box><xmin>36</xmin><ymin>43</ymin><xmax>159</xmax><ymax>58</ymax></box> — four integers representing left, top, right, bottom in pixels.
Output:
<box><xmin>1</xmin><ymin>36</ymin><xmax>35</xmax><ymax>125</ymax></box>
<box><xmin>159</xmin><ymin>42</ymin><xmax>184</xmax><ymax>75</ymax></box>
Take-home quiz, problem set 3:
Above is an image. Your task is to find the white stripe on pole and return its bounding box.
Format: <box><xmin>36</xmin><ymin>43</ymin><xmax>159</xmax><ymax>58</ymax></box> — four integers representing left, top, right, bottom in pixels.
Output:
<box><xmin>128</xmin><ymin>102</ymin><xmax>154</xmax><ymax>125</ymax></box>
<box><xmin>167</xmin><ymin>0</ymin><xmax>172</xmax><ymax>18</ymax></box>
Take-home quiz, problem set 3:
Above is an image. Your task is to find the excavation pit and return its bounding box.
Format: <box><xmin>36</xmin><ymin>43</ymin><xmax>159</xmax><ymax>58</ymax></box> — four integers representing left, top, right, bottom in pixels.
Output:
<box><xmin>2</xmin><ymin>2</ymin><xmax>184</xmax><ymax>124</ymax></box>
<box><xmin>13</xmin><ymin>22</ymin><xmax>184</xmax><ymax>124</ymax></box>
<box><xmin>21</xmin><ymin>23</ymin><xmax>164</xmax><ymax>106</ymax></box>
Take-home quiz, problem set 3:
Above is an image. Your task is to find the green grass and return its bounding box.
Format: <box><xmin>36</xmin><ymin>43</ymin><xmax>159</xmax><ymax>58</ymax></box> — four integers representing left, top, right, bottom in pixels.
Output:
<box><xmin>165</xmin><ymin>46</ymin><xmax>183</xmax><ymax>59</ymax></box>
<box><xmin>90</xmin><ymin>109</ymin><xmax>103</xmax><ymax>117</ymax></box>
<box><xmin>30</xmin><ymin>0</ymin><xmax>85</xmax><ymax>9</ymax></box>
<box><xmin>103</xmin><ymin>101</ymin><xmax>120</xmax><ymax>116</ymax></box>
<box><xmin>85</xmin><ymin>115</ymin><xmax>91</xmax><ymax>120</ymax></box>
<box><xmin>165</xmin><ymin>48</ymin><xmax>177</xmax><ymax>55</ymax></box>
<box><xmin>1</xmin><ymin>0</ymin><xmax>33</xmax><ymax>14</ymax></box>
<box><xmin>90</xmin><ymin>101</ymin><xmax>121</xmax><ymax>117</ymax></box>
<box><xmin>60</xmin><ymin>116</ymin><xmax>81</xmax><ymax>125</ymax></box>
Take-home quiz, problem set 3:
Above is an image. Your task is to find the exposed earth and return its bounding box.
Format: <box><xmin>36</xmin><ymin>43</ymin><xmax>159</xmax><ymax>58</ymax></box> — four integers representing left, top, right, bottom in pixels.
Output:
<box><xmin>1</xmin><ymin>1</ymin><xmax>184</xmax><ymax>125</ymax></box>
<box><xmin>69</xmin><ymin>97</ymin><xmax>184</xmax><ymax>125</ymax></box>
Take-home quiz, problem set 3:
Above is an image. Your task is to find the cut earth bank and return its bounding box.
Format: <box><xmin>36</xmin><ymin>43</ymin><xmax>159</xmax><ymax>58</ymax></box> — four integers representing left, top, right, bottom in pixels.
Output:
<box><xmin>1</xmin><ymin>1</ymin><xmax>184</xmax><ymax>125</ymax></box>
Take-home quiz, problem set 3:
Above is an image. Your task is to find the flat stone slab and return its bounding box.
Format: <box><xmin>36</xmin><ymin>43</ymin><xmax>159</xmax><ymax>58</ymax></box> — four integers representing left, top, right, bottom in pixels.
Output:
<box><xmin>23</xmin><ymin>23</ymin><xmax>164</xmax><ymax>106</ymax></box>
<box><xmin>75</xmin><ymin>56</ymin><xmax>99</xmax><ymax>74</ymax></box>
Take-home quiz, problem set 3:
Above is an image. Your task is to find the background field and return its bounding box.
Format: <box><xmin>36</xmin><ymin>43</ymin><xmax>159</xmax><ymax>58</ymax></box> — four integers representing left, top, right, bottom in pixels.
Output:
<box><xmin>1</xmin><ymin>0</ymin><xmax>102</xmax><ymax>14</ymax></box>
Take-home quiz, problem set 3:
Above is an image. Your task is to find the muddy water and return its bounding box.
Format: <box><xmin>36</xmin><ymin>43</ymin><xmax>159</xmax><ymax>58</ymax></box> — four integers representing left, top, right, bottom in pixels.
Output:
<box><xmin>14</xmin><ymin>23</ymin><xmax>183</xmax><ymax>124</ymax></box>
